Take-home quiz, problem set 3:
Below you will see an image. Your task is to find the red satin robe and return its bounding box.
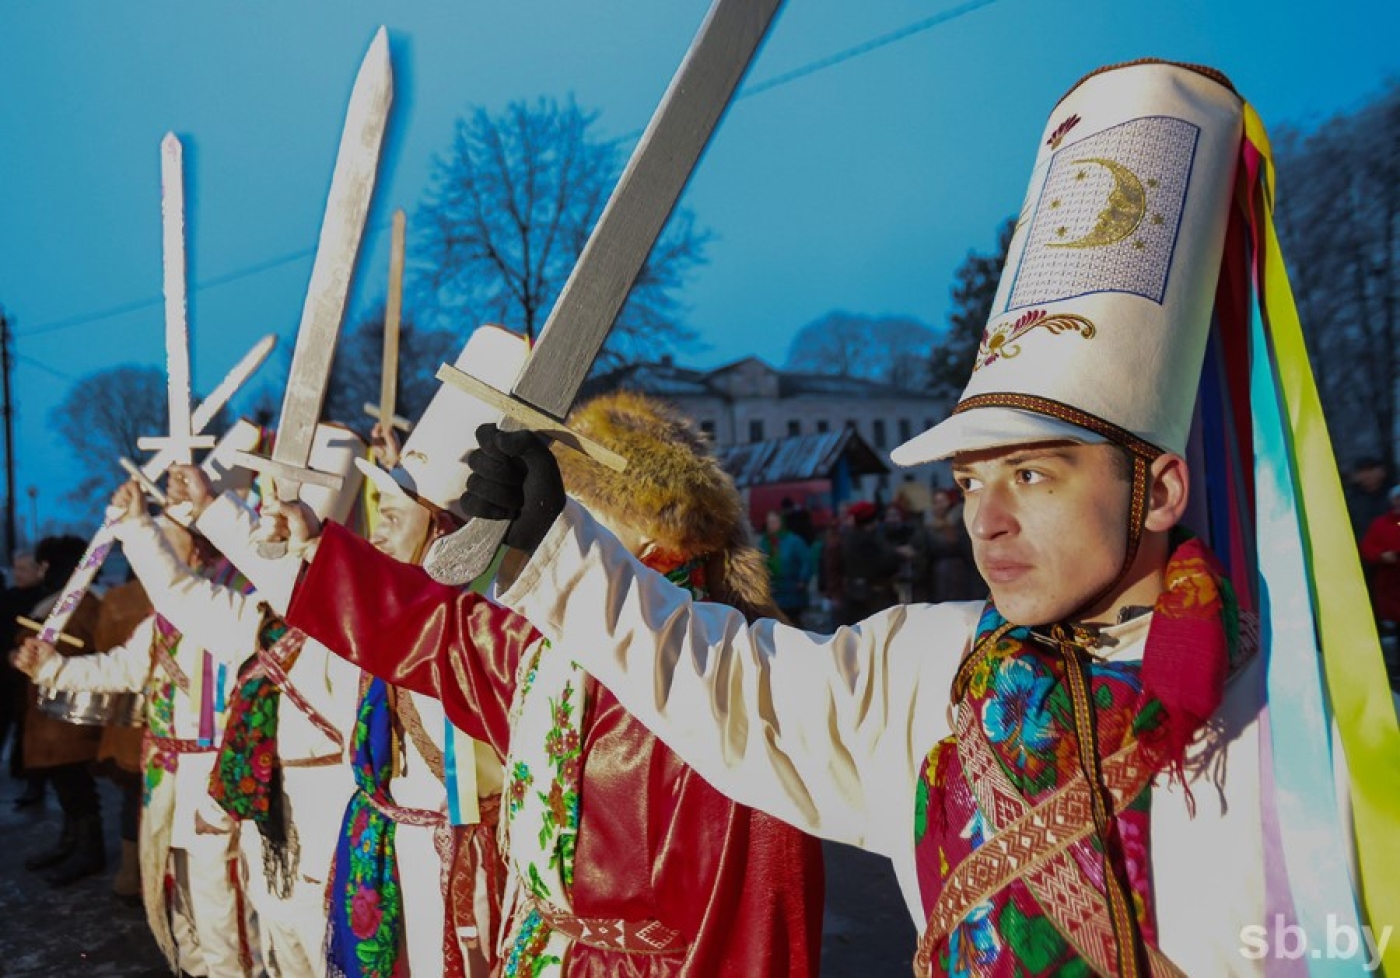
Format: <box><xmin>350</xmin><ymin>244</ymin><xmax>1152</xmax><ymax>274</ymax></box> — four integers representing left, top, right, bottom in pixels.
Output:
<box><xmin>287</xmin><ymin>521</ymin><xmax>825</xmax><ymax>977</ymax></box>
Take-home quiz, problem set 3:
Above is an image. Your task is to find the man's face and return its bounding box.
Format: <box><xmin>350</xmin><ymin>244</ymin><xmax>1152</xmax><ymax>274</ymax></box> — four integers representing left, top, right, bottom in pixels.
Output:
<box><xmin>953</xmin><ymin>441</ymin><xmax>1131</xmax><ymax>626</ymax></box>
<box><xmin>10</xmin><ymin>554</ymin><xmax>41</xmax><ymax>588</ymax></box>
<box><xmin>370</xmin><ymin>492</ymin><xmax>432</xmax><ymax>564</ymax></box>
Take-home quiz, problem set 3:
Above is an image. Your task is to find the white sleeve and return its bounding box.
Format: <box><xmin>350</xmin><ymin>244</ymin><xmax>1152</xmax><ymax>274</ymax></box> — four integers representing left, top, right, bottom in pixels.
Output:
<box><xmin>113</xmin><ymin>514</ymin><xmax>263</xmax><ymax>667</ymax></box>
<box><xmin>500</xmin><ymin>499</ymin><xmax>973</xmax><ymax>854</ymax></box>
<box><xmin>37</xmin><ymin>616</ymin><xmax>157</xmax><ymax>693</ymax></box>
<box><xmin>195</xmin><ymin>491</ymin><xmax>301</xmax><ymax>613</ymax></box>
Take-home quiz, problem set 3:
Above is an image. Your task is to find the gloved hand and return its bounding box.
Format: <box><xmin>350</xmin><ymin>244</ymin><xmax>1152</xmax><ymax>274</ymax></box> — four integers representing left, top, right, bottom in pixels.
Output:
<box><xmin>461</xmin><ymin>423</ymin><xmax>565</xmax><ymax>554</ymax></box>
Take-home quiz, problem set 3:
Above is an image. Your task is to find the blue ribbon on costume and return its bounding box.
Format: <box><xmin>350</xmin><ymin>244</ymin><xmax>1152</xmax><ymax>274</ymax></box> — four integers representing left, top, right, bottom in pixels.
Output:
<box><xmin>1249</xmin><ymin>286</ymin><xmax>1364</xmax><ymax>973</ymax></box>
<box><xmin>445</xmin><ymin>710</ymin><xmax>462</xmax><ymax>825</ymax></box>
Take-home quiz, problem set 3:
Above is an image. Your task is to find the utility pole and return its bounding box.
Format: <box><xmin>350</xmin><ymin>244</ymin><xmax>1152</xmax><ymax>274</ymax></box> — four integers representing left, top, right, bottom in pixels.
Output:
<box><xmin>0</xmin><ymin>308</ymin><xmax>16</xmax><ymax>565</ymax></box>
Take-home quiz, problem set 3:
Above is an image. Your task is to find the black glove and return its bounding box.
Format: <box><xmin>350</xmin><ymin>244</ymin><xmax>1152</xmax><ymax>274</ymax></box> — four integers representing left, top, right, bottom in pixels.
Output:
<box><xmin>460</xmin><ymin>423</ymin><xmax>565</xmax><ymax>554</ymax></box>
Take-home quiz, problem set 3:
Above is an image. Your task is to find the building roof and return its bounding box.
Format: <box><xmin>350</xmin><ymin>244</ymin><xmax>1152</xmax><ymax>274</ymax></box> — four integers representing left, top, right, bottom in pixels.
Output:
<box><xmin>716</xmin><ymin>428</ymin><xmax>889</xmax><ymax>489</ymax></box>
<box><xmin>584</xmin><ymin>355</ymin><xmax>932</xmax><ymax>401</ymax></box>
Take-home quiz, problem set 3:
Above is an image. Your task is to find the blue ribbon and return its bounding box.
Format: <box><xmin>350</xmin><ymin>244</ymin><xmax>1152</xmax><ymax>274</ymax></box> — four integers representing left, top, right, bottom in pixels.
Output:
<box><xmin>1249</xmin><ymin>290</ymin><xmax>1363</xmax><ymax>973</ymax></box>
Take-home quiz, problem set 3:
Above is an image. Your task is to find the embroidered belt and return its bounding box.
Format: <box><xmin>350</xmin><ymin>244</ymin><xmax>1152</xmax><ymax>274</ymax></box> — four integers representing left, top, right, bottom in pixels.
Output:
<box><xmin>153</xmin><ymin>634</ymin><xmax>191</xmax><ymax>693</ymax></box>
<box><xmin>528</xmin><ymin>898</ymin><xmax>689</xmax><ymax>956</ymax></box>
<box><xmin>358</xmin><ymin>785</ymin><xmax>442</xmax><ymax>828</ymax></box>
<box><xmin>358</xmin><ymin>783</ymin><xmax>505</xmax><ymax>971</ymax></box>
<box><xmin>145</xmin><ymin>733</ymin><xmax>216</xmax><ymax>755</ymax></box>
<box><xmin>450</xmin><ymin>795</ymin><xmax>504</xmax><ymax>959</ymax></box>
<box><xmin>281</xmin><ymin>750</ymin><xmax>342</xmax><ymax>769</ymax></box>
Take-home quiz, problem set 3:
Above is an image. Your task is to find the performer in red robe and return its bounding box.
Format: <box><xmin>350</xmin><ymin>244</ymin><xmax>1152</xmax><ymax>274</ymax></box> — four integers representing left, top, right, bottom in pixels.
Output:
<box><xmin>283</xmin><ymin>392</ymin><xmax>825</xmax><ymax>976</ymax></box>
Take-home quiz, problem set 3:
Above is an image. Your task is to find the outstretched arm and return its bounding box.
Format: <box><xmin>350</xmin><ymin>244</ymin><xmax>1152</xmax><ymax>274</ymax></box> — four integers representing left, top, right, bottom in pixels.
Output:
<box><xmin>22</xmin><ymin>616</ymin><xmax>158</xmax><ymax>694</ymax></box>
<box><xmin>195</xmin><ymin>490</ymin><xmax>301</xmax><ymax>611</ymax></box>
<box><xmin>501</xmin><ymin>499</ymin><xmax>973</xmax><ymax>852</ymax></box>
<box><xmin>114</xmin><ymin>512</ymin><xmax>262</xmax><ymax>667</ymax></box>
<box><xmin>285</xmin><ymin>520</ymin><xmax>541</xmax><ymax>754</ymax></box>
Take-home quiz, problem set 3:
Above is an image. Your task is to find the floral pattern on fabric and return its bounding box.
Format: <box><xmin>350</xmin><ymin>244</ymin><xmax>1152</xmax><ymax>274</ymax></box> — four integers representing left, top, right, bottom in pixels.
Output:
<box><xmin>326</xmin><ymin>677</ymin><xmax>407</xmax><ymax>978</ymax></box>
<box><xmin>913</xmin><ymin>538</ymin><xmax>1240</xmax><ymax>976</ymax></box>
<box><xmin>208</xmin><ymin>618</ymin><xmax>307</xmax><ymax>898</ymax></box>
<box><xmin>502</xmin><ymin>638</ymin><xmax>586</xmax><ymax>976</ymax></box>
<box><xmin>914</xmin><ymin>603</ymin><xmax>1159</xmax><ymax>976</ymax></box>
<box><xmin>141</xmin><ymin>676</ymin><xmax>179</xmax><ymax>807</ymax></box>
<box><xmin>208</xmin><ymin>664</ymin><xmax>280</xmax><ymax>821</ymax></box>
<box><xmin>141</xmin><ymin>621</ymin><xmax>182</xmax><ymax>805</ymax></box>
<box><xmin>501</xmin><ymin>555</ymin><xmax>709</xmax><ymax>976</ymax></box>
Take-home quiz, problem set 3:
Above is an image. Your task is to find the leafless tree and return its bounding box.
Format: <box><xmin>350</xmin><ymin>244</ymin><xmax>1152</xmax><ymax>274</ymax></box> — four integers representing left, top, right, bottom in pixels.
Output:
<box><xmin>927</xmin><ymin>218</ymin><xmax>1014</xmax><ymax>410</ymax></box>
<box><xmin>785</xmin><ymin>311</ymin><xmax>936</xmax><ymax>389</ymax></box>
<box><xmin>321</xmin><ymin>305</ymin><xmax>461</xmax><ymax>436</ymax></box>
<box><xmin>414</xmin><ymin>97</ymin><xmax>708</xmax><ymax>372</ymax></box>
<box><xmin>1275</xmin><ymin>82</ymin><xmax>1400</xmax><ymax>472</ymax></box>
<box><xmin>52</xmin><ymin>364</ymin><xmax>177</xmax><ymax>511</ymax></box>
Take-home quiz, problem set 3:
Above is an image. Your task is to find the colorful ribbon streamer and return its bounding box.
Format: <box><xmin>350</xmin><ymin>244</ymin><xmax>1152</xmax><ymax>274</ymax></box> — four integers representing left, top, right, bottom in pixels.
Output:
<box><xmin>1244</xmin><ymin>104</ymin><xmax>1400</xmax><ymax>973</ymax></box>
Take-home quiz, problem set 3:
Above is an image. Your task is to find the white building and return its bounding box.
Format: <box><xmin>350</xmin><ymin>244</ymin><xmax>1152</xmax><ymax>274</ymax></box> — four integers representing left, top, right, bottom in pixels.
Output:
<box><xmin>583</xmin><ymin>355</ymin><xmax>949</xmax><ymax>515</ymax></box>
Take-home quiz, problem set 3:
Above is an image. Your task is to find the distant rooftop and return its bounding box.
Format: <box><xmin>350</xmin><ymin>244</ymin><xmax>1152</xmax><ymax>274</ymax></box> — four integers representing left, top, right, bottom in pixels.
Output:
<box><xmin>583</xmin><ymin>354</ymin><xmax>930</xmax><ymax>401</ymax></box>
<box><xmin>716</xmin><ymin>428</ymin><xmax>888</xmax><ymax>489</ymax></box>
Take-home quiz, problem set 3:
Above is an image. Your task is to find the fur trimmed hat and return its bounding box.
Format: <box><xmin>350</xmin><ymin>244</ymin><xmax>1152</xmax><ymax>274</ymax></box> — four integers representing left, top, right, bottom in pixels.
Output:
<box><xmin>555</xmin><ymin>390</ymin><xmax>781</xmax><ymax>623</ymax></box>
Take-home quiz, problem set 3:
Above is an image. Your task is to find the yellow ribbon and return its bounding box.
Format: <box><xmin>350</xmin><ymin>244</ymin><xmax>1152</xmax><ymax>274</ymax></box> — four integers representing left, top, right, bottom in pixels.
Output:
<box><xmin>1246</xmin><ymin>103</ymin><xmax>1400</xmax><ymax>971</ymax></box>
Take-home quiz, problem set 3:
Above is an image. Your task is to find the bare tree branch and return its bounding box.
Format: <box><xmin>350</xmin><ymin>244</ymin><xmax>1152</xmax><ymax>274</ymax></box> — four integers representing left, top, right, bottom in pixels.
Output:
<box><xmin>414</xmin><ymin>97</ymin><xmax>705</xmax><ymax>362</ymax></box>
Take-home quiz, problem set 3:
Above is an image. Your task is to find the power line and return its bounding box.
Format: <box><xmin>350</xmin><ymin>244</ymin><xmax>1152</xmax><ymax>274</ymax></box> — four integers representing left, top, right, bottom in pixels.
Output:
<box><xmin>21</xmin><ymin>222</ymin><xmax>393</xmax><ymax>340</ymax></box>
<box><xmin>15</xmin><ymin>353</ymin><xmax>78</xmax><ymax>382</ymax></box>
<box><xmin>16</xmin><ymin>1</ymin><xmax>1001</xmax><ymax>341</ymax></box>
<box><xmin>739</xmin><ymin>0</ymin><xmax>1000</xmax><ymax>100</ymax></box>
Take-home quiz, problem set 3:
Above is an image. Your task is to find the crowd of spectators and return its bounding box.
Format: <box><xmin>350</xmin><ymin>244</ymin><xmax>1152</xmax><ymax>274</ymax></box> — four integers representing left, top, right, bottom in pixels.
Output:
<box><xmin>755</xmin><ymin>480</ymin><xmax>983</xmax><ymax>632</ymax></box>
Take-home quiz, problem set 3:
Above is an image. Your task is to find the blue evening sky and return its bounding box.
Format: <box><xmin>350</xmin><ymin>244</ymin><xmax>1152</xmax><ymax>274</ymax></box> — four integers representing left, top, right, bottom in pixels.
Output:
<box><xmin>1</xmin><ymin>0</ymin><xmax>1395</xmax><ymax>530</ymax></box>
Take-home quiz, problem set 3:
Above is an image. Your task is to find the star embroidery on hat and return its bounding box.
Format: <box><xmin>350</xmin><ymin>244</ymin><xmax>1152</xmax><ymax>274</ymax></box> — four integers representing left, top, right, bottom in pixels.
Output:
<box><xmin>974</xmin><ymin>309</ymin><xmax>1097</xmax><ymax>370</ymax></box>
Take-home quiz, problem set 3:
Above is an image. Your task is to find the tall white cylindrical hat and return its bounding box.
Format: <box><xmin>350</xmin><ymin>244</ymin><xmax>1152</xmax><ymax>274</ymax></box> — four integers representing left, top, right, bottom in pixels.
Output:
<box><xmin>892</xmin><ymin>61</ymin><xmax>1244</xmax><ymax>465</ymax></box>
<box><xmin>355</xmin><ymin>324</ymin><xmax>530</xmax><ymax>521</ymax></box>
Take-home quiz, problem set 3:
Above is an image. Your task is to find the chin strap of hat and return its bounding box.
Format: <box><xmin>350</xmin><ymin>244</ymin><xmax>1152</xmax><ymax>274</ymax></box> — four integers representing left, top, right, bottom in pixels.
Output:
<box><xmin>1055</xmin><ymin>444</ymin><xmax>1159</xmax><ymax>975</ymax></box>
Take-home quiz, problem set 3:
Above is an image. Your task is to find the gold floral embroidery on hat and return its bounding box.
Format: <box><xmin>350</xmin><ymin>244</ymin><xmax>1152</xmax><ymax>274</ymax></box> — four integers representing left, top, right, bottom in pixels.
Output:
<box><xmin>974</xmin><ymin>309</ymin><xmax>1096</xmax><ymax>370</ymax></box>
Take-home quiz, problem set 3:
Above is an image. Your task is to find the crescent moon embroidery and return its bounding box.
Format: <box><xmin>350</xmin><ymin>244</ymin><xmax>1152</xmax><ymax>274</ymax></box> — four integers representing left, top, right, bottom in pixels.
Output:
<box><xmin>1048</xmin><ymin>157</ymin><xmax>1146</xmax><ymax>249</ymax></box>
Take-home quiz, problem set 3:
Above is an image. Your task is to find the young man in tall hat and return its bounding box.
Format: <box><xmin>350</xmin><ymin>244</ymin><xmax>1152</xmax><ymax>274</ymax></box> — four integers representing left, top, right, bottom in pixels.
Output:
<box><xmin>268</xmin><ymin>388</ymin><xmax>827</xmax><ymax>976</ymax></box>
<box><xmin>438</xmin><ymin>61</ymin><xmax>1399</xmax><ymax>974</ymax></box>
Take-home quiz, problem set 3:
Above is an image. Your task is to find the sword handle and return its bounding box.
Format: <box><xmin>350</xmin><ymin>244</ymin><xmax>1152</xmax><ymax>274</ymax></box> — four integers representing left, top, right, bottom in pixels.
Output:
<box><xmin>422</xmin><ymin>518</ymin><xmax>508</xmax><ymax>585</ymax></box>
<box><xmin>423</xmin><ymin>409</ymin><xmax>530</xmax><ymax>584</ymax></box>
<box><xmin>255</xmin><ymin>539</ymin><xmax>290</xmax><ymax>560</ymax></box>
<box><xmin>252</xmin><ymin>478</ymin><xmax>303</xmax><ymax>560</ymax></box>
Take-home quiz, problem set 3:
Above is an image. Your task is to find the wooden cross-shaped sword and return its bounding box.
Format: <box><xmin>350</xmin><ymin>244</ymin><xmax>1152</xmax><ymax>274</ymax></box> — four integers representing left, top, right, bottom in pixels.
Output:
<box><xmin>424</xmin><ymin>0</ymin><xmax>784</xmax><ymax>583</ymax></box>
<box><xmin>136</xmin><ymin>134</ymin><xmax>216</xmax><ymax>463</ymax></box>
<box><xmin>232</xmin><ymin>27</ymin><xmax>394</xmax><ymax>541</ymax></box>
<box><xmin>362</xmin><ymin>208</ymin><xmax>413</xmax><ymax>438</ymax></box>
